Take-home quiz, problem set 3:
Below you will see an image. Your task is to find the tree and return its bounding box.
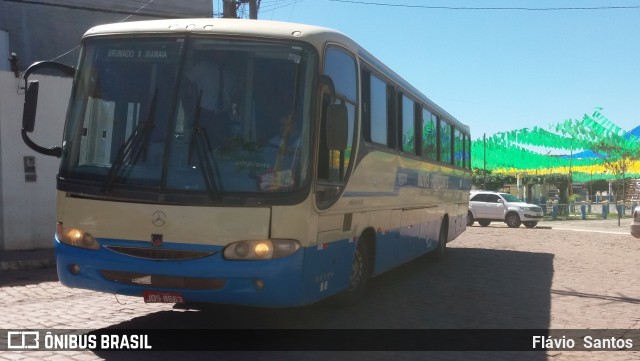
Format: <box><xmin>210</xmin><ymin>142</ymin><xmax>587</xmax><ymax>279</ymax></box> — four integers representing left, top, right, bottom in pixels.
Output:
<box><xmin>472</xmin><ymin>168</ymin><xmax>515</xmax><ymax>191</ymax></box>
<box><xmin>545</xmin><ymin>174</ymin><xmax>570</xmax><ymax>205</ymax></box>
<box><xmin>589</xmin><ymin>134</ymin><xmax>640</xmax><ymax>202</ymax></box>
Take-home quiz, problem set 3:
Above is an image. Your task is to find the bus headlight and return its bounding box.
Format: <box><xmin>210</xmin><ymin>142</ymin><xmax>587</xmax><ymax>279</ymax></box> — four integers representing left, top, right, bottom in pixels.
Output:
<box><xmin>56</xmin><ymin>222</ymin><xmax>100</xmax><ymax>250</ymax></box>
<box><xmin>223</xmin><ymin>239</ymin><xmax>300</xmax><ymax>260</ymax></box>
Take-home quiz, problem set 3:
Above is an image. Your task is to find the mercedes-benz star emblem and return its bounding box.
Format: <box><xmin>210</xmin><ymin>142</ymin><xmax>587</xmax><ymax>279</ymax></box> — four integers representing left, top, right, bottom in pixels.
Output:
<box><xmin>152</xmin><ymin>210</ymin><xmax>166</xmax><ymax>227</ymax></box>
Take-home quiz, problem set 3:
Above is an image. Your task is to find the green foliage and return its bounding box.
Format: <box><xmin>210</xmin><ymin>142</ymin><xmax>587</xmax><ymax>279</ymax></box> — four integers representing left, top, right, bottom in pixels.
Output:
<box><xmin>589</xmin><ymin>133</ymin><xmax>640</xmax><ymax>200</ymax></box>
<box><xmin>585</xmin><ymin>179</ymin><xmax>626</xmax><ymax>199</ymax></box>
<box><xmin>545</xmin><ymin>173</ymin><xmax>570</xmax><ymax>204</ymax></box>
<box><xmin>585</xmin><ymin>179</ymin><xmax>609</xmax><ymax>194</ymax></box>
<box><xmin>568</xmin><ymin>193</ymin><xmax>578</xmax><ymax>203</ymax></box>
<box><xmin>589</xmin><ymin>135</ymin><xmax>640</xmax><ymax>177</ymax></box>
<box><xmin>472</xmin><ymin>168</ymin><xmax>515</xmax><ymax>191</ymax></box>
<box><xmin>470</xmin><ymin>108</ymin><xmax>640</xmax><ymax>182</ymax></box>
<box><xmin>545</xmin><ymin>174</ymin><xmax>570</xmax><ymax>188</ymax></box>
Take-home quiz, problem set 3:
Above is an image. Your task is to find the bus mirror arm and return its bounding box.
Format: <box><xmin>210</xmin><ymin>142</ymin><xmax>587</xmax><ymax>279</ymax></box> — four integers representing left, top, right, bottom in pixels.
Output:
<box><xmin>21</xmin><ymin>129</ymin><xmax>61</xmax><ymax>158</ymax></box>
<box><xmin>21</xmin><ymin>61</ymin><xmax>75</xmax><ymax>158</ymax></box>
<box><xmin>318</xmin><ymin>75</ymin><xmax>336</xmax><ymax>103</ymax></box>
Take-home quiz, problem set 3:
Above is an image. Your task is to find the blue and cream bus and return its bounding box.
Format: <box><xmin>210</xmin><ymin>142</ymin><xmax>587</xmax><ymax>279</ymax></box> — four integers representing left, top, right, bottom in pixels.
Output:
<box><xmin>22</xmin><ymin>19</ymin><xmax>471</xmax><ymax>307</ymax></box>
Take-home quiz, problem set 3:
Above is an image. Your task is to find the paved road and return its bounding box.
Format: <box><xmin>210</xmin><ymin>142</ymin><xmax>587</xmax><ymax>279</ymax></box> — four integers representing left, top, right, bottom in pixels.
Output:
<box><xmin>1</xmin><ymin>219</ymin><xmax>640</xmax><ymax>360</ymax></box>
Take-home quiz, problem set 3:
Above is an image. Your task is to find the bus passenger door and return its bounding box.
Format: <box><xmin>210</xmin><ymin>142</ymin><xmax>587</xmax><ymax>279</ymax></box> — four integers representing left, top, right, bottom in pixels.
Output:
<box><xmin>316</xmin><ymin>46</ymin><xmax>357</xmax><ymax>209</ymax></box>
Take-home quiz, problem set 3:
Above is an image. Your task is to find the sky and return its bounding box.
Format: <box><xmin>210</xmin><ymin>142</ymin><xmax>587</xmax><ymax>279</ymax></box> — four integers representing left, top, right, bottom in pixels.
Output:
<box><xmin>250</xmin><ymin>0</ymin><xmax>640</xmax><ymax>140</ymax></box>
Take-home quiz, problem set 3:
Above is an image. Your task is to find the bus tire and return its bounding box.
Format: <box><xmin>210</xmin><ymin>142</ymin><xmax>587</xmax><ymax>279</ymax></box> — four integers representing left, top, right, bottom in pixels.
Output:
<box><xmin>433</xmin><ymin>218</ymin><xmax>448</xmax><ymax>261</ymax></box>
<box><xmin>329</xmin><ymin>237</ymin><xmax>371</xmax><ymax>307</ymax></box>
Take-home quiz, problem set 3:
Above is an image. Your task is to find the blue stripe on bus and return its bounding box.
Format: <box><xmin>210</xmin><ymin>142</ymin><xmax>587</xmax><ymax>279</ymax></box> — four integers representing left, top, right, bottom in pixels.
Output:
<box><xmin>372</xmin><ymin>225</ymin><xmax>439</xmax><ymax>275</ymax></box>
<box><xmin>344</xmin><ymin>167</ymin><xmax>471</xmax><ymax>198</ymax></box>
<box><xmin>54</xmin><ymin>222</ymin><xmax>444</xmax><ymax>307</ymax></box>
<box><xmin>55</xmin><ymin>237</ymin><xmax>308</xmax><ymax>308</ymax></box>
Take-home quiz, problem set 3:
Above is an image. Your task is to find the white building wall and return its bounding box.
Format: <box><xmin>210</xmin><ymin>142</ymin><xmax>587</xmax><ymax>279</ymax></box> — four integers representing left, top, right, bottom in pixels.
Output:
<box><xmin>0</xmin><ymin>71</ymin><xmax>71</xmax><ymax>250</ymax></box>
<box><xmin>0</xmin><ymin>30</ymin><xmax>9</xmax><ymax>71</ymax></box>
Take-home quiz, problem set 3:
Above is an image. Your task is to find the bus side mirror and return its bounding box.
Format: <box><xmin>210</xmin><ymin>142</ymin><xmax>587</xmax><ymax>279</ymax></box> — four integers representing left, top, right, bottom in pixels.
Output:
<box><xmin>326</xmin><ymin>103</ymin><xmax>348</xmax><ymax>151</ymax></box>
<box><xmin>20</xmin><ymin>61</ymin><xmax>74</xmax><ymax>158</ymax></box>
<box><xmin>22</xmin><ymin>80</ymin><xmax>39</xmax><ymax>133</ymax></box>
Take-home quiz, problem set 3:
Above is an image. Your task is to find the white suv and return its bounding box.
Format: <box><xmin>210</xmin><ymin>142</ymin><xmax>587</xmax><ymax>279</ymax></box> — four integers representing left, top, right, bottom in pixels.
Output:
<box><xmin>467</xmin><ymin>191</ymin><xmax>544</xmax><ymax>228</ymax></box>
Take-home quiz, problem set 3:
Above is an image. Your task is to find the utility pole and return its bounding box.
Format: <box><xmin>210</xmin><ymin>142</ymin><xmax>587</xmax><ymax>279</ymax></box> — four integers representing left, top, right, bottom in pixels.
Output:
<box><xmin>483</xmin><ymin>133</ymin><xmax>487</xmax><ymax>190</ymax></box>
<box><xmin>249</xmin><ymin>0</ymin><xmax>260</xmax><ymax>19</ymax></box>
<box><xmin>223</xmin><ymin>0</ymin><xmax>238</xmax><ymax>18</ymax></box>
<box><xmin>222</xmin><ymin>0</ymin><xmax>260</xmax><ymax>19</ymax></box>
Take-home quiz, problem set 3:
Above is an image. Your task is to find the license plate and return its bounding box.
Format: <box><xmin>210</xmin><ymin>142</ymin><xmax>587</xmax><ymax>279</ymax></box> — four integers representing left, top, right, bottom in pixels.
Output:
<box><xmin>143</xmin><ymin>290</ymin><xmax>185</xmax><ymax>303</ymax></box>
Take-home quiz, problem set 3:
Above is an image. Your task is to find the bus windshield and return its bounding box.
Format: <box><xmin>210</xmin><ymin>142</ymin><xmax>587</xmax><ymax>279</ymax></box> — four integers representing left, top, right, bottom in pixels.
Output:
<box><xmin>59</xmin><ymin>36</ymin><xmax>316</xmax><ymax>203</ymax></box>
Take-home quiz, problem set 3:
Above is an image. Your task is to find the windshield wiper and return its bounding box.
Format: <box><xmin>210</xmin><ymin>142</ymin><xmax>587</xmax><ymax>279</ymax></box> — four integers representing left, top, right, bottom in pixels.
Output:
<box><xmin>188</xmin><ymin>90</ymin><xmax>222</xmax><ymax>200</ymax></box>
<box><xmin>103</xmin><ymin>90</ymin><xmax>158</xmax><ymax>194</ymax></box>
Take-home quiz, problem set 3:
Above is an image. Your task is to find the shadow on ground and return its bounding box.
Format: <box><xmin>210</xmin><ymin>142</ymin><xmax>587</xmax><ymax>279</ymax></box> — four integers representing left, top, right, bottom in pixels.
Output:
<box><xmin>92</xmin><ymin>247</ymin><xmax>553</xmax><ymax>361</ymax></box>
<box><xmin>0</xmin><ymin>267</ymin><xmax>58</xmax><ymax>286</ymax></box>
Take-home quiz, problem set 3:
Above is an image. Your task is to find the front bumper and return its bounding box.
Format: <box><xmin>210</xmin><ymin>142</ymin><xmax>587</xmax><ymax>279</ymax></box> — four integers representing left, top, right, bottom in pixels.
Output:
<box><xmin>55</xmin><ymin>237</ymin><xmax>309</xmax><ymax>308</ymax></box>
<box><xmin>523</xmin><ymin>212</ymin><xmax>544</xmax><ymax>220</ymax></box>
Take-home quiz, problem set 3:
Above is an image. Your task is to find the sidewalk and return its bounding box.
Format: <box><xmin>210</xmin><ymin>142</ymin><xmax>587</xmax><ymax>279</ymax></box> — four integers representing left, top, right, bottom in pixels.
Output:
<box><xmin>541</xmin><ymin>216</ymin><xmax>632</xmax><ymax>235</ymax></box>
<box><xmin>0</xmin><ymin>217</ymin><xmax>634</xmax><ymax>272</ymax></box>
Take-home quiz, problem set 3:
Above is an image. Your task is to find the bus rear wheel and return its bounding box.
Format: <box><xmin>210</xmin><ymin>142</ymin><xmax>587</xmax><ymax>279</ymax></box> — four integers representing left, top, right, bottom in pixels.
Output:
<box><xmin>466</xmin><ymin>211</ymin><xmax>474</xmax><ymax>226</ymax></box>
<box><xmin>433</xmin><ymin>220</ymin><xmax>448</xmax><ymax>260</ymax></box>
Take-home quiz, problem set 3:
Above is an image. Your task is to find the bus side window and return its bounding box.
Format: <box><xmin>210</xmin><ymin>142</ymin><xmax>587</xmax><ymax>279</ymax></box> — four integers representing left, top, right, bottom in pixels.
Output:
<box><xmin>400</xmin><ymin>93</ymin><xmax>416</xmax><ymax>154</ymax></box>
<box><xmin>386</xmin><ymin>85</ymin><xmax>396</xmax><ymax>149</ymax></box>
<box><xmin>466</xmin><ymin>135</ymin><xmax>472</xmax><ymax>169</ymax></box>
<box><xmin>439</xmin><ymin>118</ymin><xmax>453</xmax><ymax>164</ymax></box>
<box><xmin>422</xmin><ymin>108</ymin><xmax>437</xmax><ymax>161</ymax></box>
<box><xmin>317</xmin><ymin>47</ymin><xmax>357</xmax><ymax>206</ymax></box>
<box><xmin>454</xmin><ymin>128</ymin><xmax>464</xmax><ymax>167</ymax></box>
<box><xmin>367</xmin><ymin>74</ymin><xmax>388</xmax><ymax>146</ymax></box>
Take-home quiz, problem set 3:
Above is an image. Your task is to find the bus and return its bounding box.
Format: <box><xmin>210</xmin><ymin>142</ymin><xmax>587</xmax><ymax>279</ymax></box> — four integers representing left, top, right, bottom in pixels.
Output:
<box><xmin>21</xmin><ymin>19</ymin><xmax>471</xmax><ymax>308</ymax></box>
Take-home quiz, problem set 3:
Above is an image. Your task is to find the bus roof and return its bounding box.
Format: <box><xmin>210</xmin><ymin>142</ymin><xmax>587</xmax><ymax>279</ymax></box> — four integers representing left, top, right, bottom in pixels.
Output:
<box><xmin>84</xmin><ymin>18</ymin><xmax>352</xmax><ymax>46</ymax></box>
<box><xmin>83</xmin><ymin>18</ymin><xmax>468</xmax><ymax>132</ymax></box>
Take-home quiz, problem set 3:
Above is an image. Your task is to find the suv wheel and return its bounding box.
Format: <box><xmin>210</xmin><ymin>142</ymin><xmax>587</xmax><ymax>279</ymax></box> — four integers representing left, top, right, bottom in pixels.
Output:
<box><xmin>478</xmin><ymin>220</ymin><xmax>491</xmax><ymax>227</ymax></box>
<box><xmin>506</xmin><ymin>212</ymin><xmax>521</xmax><ymax>228</ymax></box>
<box><xmin>523</xmin><ymin>221</ymin><xmax>538</xmax><ymax>228</ymax></box>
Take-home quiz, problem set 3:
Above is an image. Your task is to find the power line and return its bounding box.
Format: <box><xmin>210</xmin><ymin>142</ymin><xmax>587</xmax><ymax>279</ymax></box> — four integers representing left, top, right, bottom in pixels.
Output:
<box><xmin>0</xmin><ymin>0</ymin><xmax>206</xmax><ymax>18</ymax></box>
<box><xmin>120</xmin><ymin>0</ymin><xmax>156</xmax><ymax>22</ymax></box>
<box><xmin>328</xmin><ymin>0</ymin><xmax>640</xmax><ymax>11</ymax></box>
<box><xmin>260</xmin><ymin>0</ymin><xmax>303</xmax><ymax>13</ymax></box>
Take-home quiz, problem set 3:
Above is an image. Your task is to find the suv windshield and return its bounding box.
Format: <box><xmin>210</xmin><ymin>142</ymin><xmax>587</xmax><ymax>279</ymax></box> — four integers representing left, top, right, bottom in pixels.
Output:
<box><xmin>59</xmin><ymin>36</ymin><xmax>316</xmax><ymax>204</ymax></box>
<box><xmin>500</xmin><ymin>193</ymin><xmax>520</xmax><ymax>202</ymax></box>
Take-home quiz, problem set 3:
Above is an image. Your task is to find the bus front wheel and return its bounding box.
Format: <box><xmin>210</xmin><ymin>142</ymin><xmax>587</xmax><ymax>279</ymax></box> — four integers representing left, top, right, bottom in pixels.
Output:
<box><xmin>329</xmin><ymin>237</ymin><xmax>371</xmax><ymax>307</ymax></box>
